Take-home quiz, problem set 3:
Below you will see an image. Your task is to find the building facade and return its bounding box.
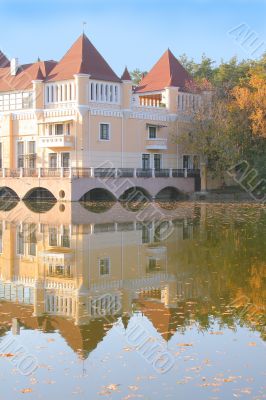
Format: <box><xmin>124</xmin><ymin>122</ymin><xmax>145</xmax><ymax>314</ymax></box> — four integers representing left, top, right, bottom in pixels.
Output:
<box><xmin>0</xmin><ymin>34</ymin><xmax>203</xmax><ymax>202</ymax></box>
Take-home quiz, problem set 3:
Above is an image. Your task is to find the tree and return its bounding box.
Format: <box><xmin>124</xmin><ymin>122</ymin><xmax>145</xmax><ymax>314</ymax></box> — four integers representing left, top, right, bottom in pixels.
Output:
<box><xmin>130</xmin><ymin>69</ymin><xmax>147</xmax><ymax>85</ymax></box>
<box><xmin>233</xmin><ymin>65</ymin><xmax>266</xmax><ymax>138</ymax></box>
<box><xmin>172</xmin><ymin>86</ymin><xmax>246</xmax><ymax>188</ymax></box>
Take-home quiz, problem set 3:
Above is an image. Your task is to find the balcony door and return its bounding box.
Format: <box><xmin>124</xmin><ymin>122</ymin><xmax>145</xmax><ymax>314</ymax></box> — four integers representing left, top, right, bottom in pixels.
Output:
<box><xmin>49</xmin><ymin>153</ymin><xmax>57</xmax><ymax>169</ymax></box>
<box><xmin>142</xmin><ymin>154</ymin><xmax>150</xmax><ymax>170</ymax></box>
<box><xmin>154</xmin><ymin>154</ymin><xmax>162</xmax><ymax>170</ymax></box>
<box><xmin>61</xmin><ymin>152</ymin><xmax>70</xmax><ymax>168</ymax></box>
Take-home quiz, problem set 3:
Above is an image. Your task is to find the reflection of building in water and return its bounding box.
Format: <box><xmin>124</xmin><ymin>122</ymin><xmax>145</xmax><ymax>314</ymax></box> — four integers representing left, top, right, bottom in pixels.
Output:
<box><xmin>0</xmin><ymin>211</ymin><xmax>197</xmax><ymax>337</ymax></box>
<box><xmin>0</xmin><ymin>204</ymin><xmax>265</xmax><ymax>357</ymax></box>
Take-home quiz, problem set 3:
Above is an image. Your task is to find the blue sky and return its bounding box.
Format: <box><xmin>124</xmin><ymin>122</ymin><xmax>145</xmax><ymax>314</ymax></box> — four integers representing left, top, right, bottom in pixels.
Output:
<box><xmin>0</xmin><ymin>0</ymin><xmax>265</xmax><ymax>75</ymax></box>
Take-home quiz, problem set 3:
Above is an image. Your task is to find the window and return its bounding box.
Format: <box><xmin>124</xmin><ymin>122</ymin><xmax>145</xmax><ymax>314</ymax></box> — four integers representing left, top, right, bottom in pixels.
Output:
<box><xmin>61</xmin><ymin>153</ymin><xmax>70</xmax><ymax>168</ymax></box>
<box><xmin>17</xmin><ymin>142</ymin><xmax>24</xmax><ymax>168</ymax></box>
<box><xmin>49</xmin><ymin>124</ymin><xmax>53</xmax><ymax>135</ymax></box>
<box><xmin>146</xmin><ymin>258</ymin><xmax>160</xmax><ymax>272</ymax></box>
<box><xmin>0</xmin><ymin>222</ymin><xmax>3</xmax><ymax>253</ymax></box>
<box><xmin>100</xmin><ymin>123</ymin><xmax>110</xmax><ymax>140</ymax></box>
<box><xmin>142</xmin><ymin>225</ymin><xmax>151</xmax><ymax>244</ymax></box>
<box><xmin>154</xmin><ymin>154</ymin><xmax>162</xmax><ymax>170</ymax></box>
<box><xmin>0</xmin><ymin>91</ymin><xmax>33</xmax><ymax>111</ymax></box>
<box><xmin>0</xmin><ymin>143</ymin><xmax>2</xmax><ymax>169</ymax></box>
<box><xmin>17</xmin><ymin>230</ymin><xmax>24</xmax><ymax>255</ymax></box>
<box><xmin>99</xmin><ymin>258</ymin><xmax>110</xmax><ymax>276</ymax></box>
<box><xmin>49</xmin><ymin>227</ymin><xmax>58</xmax><ymax>246</ymax></box>
<box><xmin>49</xmin><ymin>153</ymin><xmax>57</xmax><ymax>168</ymax></box>
<box><xmin>28</xmin><ymin>224</ymin><xmax>37</xmax><ymax>256</ymax></box>
<box><xmin>28</xmin><ymin>141</ymin><xmax>36</xmax><ymax>169</ymax></box>
<box><xmin>61</xmin><ymin>226</ymin><xmax>70</xmax><ymax>248</ymax></box>
<box><xmin>148</xmin><ymin>126</ymin><xmax>157</xmax><ymax>139</ymax></box>
<box><xmin>66</xmin><ymin>123</ymin><xmax>71</xmax><ymax>135</ymax></box>
<box><xmin>142</xmin><ymin>154</ymin><xmax>150</xmax><ymax>170</ymax></box>
<box><xmin>183</xmin><ymin>155</ymin><xmax>199</xmax><ymax>169</ymax></box>
<box><xmin>55</xmin><ymin>124</ymin><xmax>63</xmax><ymax>135</ymax></box>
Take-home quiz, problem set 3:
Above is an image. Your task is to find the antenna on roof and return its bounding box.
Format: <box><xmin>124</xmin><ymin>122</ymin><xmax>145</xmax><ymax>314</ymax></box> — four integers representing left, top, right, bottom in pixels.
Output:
<box><xmin>82</xmin><ymin>21</ymin><xmax>87</xmax><ymax>34</ymax></box>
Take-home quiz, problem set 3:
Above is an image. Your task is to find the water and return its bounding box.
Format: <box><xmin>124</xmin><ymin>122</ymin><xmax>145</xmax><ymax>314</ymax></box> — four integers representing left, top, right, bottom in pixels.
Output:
<box><xmin>0</xmin><ymin>201</ymin><xmax>265</xmax><ymax>399</ymax></box>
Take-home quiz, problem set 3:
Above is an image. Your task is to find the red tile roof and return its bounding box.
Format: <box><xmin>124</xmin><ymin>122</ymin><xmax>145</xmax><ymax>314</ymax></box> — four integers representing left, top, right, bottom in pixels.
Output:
<box><xmin>0</xmin><ymin>60</ymin><xmax>57</xmax><ymax>92</ymax></box>
<box><xmin>0</xmin><ymin>51</ymin><xmax>9</xmax><ymax>68</ymax></box>
<box><xmin>135</xmin><ymin>49</ymin><xmax>192</xmax><ymax>93</ymax></box>
<box><xmin>121</xmin><ymin>66</ymin><xmax>131</xmax><ymax>81</ymax></box>
<box><xmin>47</xmin><ymin>33</ymin><xmax>121</xmax><ymax>83</ymax></box>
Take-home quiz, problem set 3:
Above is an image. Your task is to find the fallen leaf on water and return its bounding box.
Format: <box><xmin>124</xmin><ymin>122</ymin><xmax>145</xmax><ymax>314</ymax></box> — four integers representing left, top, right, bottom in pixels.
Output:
<box><xmin>20</xmin><ymin>388</ymin><xmax>33</xmax><ymax>394</ymax></box>
<box><xmin>0</xmin><ymin>353</ymin><xmax>14</xmax><ymax>357</ymax></box>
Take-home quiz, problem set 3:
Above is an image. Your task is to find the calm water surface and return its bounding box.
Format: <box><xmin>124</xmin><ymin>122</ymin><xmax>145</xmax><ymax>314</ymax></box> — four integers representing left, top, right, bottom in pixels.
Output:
<box><xmin>0</xmin><ymin>201</ymin><xmax>265</xmax><ymax>399</ymax></box>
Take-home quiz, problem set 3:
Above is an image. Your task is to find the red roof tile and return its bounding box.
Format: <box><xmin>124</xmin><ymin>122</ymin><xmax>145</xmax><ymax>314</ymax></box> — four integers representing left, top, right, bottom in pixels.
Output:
<box><xmin>135</xmin><ymin>49</ymin><xmax>192</xmax><ymax>93</ymax></box>
<box><xmin>47</xmin><ymin>34</ymin><xmax>121</xmax><ymax>83</ymax></box>
<box><xmin>0</xmin><ymin>60</ymin><xmax>57</xmax><ymax>92</ymax></box>
<box><xmin>121</xmin><ymin>66</ymin><xmax>131</xmax><ymax>81</ymax></box>
<box><xmin>0</xmin><ymin>51</ymin><xmax>9</xmax><ymax>68</ymax></box>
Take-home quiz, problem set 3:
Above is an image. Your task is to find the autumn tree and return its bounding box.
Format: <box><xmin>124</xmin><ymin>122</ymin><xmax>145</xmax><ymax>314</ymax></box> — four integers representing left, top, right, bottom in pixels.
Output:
<box><xmin>232</xmin><ymin>65</ymin><xmax>266</xmax><ymax>138</ymax></box>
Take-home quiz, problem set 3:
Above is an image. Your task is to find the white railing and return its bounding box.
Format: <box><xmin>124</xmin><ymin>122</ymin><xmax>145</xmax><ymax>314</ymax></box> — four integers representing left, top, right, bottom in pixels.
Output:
<box><xmin>39</xmin><ymin>135</ymin><xmax>74</xmax><ymax>148</ymax></box>
<box><xmin>0</xmin><ymin>167</ymin><xmax>200</xmax><ymax>179</ymax></box>
<box><xmin>145</xmin><ymin>138</ymin><xmax>167</xmax><ymax>150</ymax></box>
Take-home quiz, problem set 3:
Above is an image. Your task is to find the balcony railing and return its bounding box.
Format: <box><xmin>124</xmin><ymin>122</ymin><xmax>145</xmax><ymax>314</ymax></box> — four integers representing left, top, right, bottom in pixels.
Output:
<box><xmin>145</xmin><ymin>138</ymin><xmax>167</xmax><ymax>150</ymax></box>
<box><xmin>0</xmin><ymin>167</ymin><xmax>200</xmax><ymax>179</ymax></box>
<box><xmin>39</xmin><ymin>135</ymin><xmax>74</xmax><ymax>148</ymax></box>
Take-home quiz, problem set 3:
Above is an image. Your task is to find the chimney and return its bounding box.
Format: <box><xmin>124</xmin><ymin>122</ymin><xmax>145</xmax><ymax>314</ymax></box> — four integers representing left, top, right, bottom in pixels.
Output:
<box><xmin>10</xmin><ymin>57</ymin><xmax>19</xmax><ymax>76</ymax></box>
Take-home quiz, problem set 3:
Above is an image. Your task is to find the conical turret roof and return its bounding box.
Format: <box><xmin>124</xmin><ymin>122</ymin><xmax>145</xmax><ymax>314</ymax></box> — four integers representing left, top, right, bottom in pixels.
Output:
<box><xmin>136</xmin><ymin>49</ymin><xmax>192</xmax><ymax>93</ymax></box>
<box><xmin>47</xmin><ymin>34</ymin><xmax>121</xmax><ymax>82</ymax></box>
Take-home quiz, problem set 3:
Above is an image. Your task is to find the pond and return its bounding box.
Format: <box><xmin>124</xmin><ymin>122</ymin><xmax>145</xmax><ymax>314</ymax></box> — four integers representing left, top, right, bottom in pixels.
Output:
<box><xmin>0</xmin><ymin>202</ymin><xmax>265</xmax><ymax>399</ymax></box>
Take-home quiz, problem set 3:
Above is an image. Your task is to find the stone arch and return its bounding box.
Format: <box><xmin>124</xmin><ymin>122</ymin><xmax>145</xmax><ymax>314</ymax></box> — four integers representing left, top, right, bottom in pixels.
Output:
<box><xmin>119</xmin><ymin>186</ymin><xmax>152</xmax><ymax>212</ymax></box>
<box><xmin>23</xmin><ymin>187</ymin><xmax>57</xmax><ymax>201</ymax></box>
<box><xmin>155</xmin><ymin>186</ymin><xmax>185</xmax><ymax>201</ymax></box>
<box><xmin>79</xmin><ymin>188</ymin><xmax>116</xmax><ymax>202</ymax></box>
<box><xmin>119</xmin><ymin>186</ymin><xmax>152</xmax><ymax>202</ymax></box>
<box><xmin>0</xmin><ymin>187</ymin><xmax>19</xmax><ymax>211</ymax></box>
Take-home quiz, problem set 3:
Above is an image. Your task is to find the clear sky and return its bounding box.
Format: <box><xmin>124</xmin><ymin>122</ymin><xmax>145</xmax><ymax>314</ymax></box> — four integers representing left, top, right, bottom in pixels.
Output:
<box><xmin>0</xmin><ymin>0</ymin><xmax>265</xmax><ymax>76</ymax></box>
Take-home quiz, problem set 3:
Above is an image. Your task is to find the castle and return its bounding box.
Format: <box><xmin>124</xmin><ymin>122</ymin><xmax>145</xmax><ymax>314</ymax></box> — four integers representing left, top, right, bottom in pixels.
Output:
<box><xmin>0</xmin><ymin>34</ymin><xmax>203</xmax><ymax>202</ymax></box>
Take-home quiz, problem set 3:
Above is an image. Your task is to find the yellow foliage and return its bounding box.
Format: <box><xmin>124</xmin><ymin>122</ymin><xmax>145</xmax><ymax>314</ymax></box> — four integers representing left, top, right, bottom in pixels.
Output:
<box><xmin>233</xmin><ymin>70</ymin><xmax>266</xmax><ymax>137</ymax></box>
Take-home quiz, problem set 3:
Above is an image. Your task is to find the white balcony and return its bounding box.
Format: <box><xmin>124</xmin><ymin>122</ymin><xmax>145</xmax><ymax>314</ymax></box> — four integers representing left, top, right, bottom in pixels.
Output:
<box><xmin>39</xmin><ymin>135</ymin><xmax>74</xmax><ymax>149</ymax></box>
<box><xmin>145</xmin><ymin>138</ymin><xmax>167</xmax><ymax>150</ymax></box>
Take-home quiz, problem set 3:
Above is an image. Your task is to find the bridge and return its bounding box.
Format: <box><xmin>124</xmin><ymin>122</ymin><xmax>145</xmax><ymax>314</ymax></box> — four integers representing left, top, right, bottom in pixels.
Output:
<box><xmin>0</xmin><ymin>167</ymin><xmax>200</xmax><ymax>202</ymax></box>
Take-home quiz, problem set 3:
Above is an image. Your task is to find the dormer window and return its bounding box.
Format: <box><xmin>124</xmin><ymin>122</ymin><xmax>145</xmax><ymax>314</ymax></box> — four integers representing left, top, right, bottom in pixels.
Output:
<box><xmin>47</xmin><ymin>123</ymin><xmax>71</xmax><ymax>136</ymax></box>
<box><xmin>148</xmin><ymin>126</ymin><xmax>157</xmax><ymax>139</ymax></box>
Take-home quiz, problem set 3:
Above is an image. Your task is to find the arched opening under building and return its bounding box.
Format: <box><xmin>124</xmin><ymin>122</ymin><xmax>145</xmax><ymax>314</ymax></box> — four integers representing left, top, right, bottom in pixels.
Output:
<box><xmin>119</xmin><ymin>186</ymin><xmax>152</xmax><ymax>212</ymax></box>
<box><xmin>79</xmin><ymin>188</ymin><xmax>116</xmax><ymax>213</ymax></box>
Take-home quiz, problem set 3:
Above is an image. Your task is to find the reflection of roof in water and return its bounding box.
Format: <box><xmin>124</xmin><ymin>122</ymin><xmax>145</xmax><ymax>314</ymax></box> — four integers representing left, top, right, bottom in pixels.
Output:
<box><xmin>134</xmin><ymin>297</ymin><xmax>179</xmax><ymax>341</ymax></box>
<box><xmin>0</xmin><ymin>301</ymin><xmax>117</xmax><ymax>359</ymax></box>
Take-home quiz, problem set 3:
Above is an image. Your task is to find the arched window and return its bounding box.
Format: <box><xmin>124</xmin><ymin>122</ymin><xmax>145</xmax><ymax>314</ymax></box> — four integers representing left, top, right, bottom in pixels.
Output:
<box><xmin>46</xmin><ymin>86</ymin><xmax>50</xmax><ymax>103</ymax></box>
<box><xmin>51</xmin><ymin>86</ymin><xmax>54</xmax><ymax>102</ymax></box>
<box><xmin>96</xmin><ymin>84</ymin><xmax>99</xmax><ymax>101</ymax></box>
<box><xmin>91</xmin><ymin>83</ymin><xmax>94</xmax><ymax>100</ymax></box>
<box><xmin>105</xmin><ymin>85</ymin><xmax>108</xmax><ymax>102</ymax></box>
<box><xmin>115</xmin><ymin>86</ymin><xmax>118</xmax><ymax>102</ymax></box>
<box><xmin>110</xmin><ymin>85</ymin><xmax>113</xmax><ymax>102</ymax></box>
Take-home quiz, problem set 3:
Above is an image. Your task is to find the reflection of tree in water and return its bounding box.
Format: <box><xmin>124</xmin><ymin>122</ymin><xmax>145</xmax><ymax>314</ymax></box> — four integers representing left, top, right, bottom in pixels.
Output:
<box><xmin>169</xmin><ymin>204</ymin><xmax>266</xmax><ymax>340</ymax></box>
<box><xmin>80</xmin><ymin>201</ymin><xmax>115</xmax><ymax>213</ymax></box>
